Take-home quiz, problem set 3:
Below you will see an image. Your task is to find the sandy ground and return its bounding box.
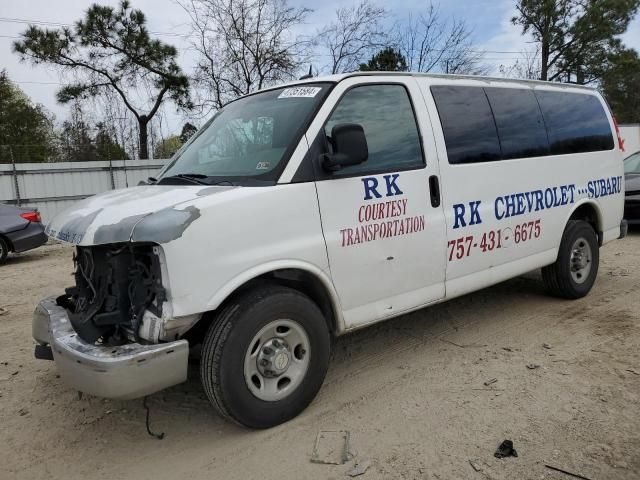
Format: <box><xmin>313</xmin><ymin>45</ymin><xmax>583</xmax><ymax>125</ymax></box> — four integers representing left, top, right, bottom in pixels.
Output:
<box><xmin>1</xmin><ymin>231</ymin><xmax>639</xmax><ymax>480</ymax></box>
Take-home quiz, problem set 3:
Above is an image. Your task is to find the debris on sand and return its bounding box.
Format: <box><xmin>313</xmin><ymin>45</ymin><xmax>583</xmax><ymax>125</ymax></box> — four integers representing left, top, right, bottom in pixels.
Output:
<box><xmin>494</xmin><ymin>440</ymin><xmax>518</xmax><ymax>458</ymax></box>
<box><xmin>483</xmin><ymin>378</ymin><xmax>498</xmax><ymax>387</ymax></box>
<box><xmin>311</xmin><ymin>430</ymin><xmax>351</xmax><ymax>465</ymax></box>
<box><xmin>545</xmin><ymin>464</ymin><xmax>592</xmax><ymax>480</ymax></box>
<box><xmin>347</xmin><ymin>459</ymin><xmax>371</xmax><ymax>477</ymax></box>
<box><xmin>526</xmin><ymin>364</ymin><xmax>541</xmax><ymax>370</ymax></box>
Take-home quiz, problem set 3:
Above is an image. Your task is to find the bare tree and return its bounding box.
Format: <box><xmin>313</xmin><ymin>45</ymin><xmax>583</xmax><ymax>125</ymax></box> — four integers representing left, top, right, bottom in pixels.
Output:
<box><xmin>316</xmin><ymin>0</ymin><xmax>389</xmax><ymax>74</ymax></box>
<box><xmin>180</xmin><ymin>0</ymin><xmax>311</xmax><ymax>113</ymax></box>
<box><xmin>499</xmin><ymin>48</ymin><xmax>542</xmax><ymax>80</ymax></box>
<box><xmin>396</xmin><ymin>5</ymin><xmax>488</xmax><ymax>75</ymax></box>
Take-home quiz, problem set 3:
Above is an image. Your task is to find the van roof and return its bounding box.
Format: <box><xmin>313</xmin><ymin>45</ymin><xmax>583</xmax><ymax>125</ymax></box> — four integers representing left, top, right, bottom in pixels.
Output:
<box><xmin>280</xmin><ymin>71</ymin><xmax>596</xmax><ymax>91</ymax></box>
<box><xmin>228</xmin><ymin>71</ymin><xmax>597</xmax><ymax>107</ymax></box>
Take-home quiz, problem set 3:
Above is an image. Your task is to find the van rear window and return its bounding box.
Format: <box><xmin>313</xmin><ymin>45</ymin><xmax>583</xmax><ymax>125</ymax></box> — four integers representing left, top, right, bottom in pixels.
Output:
<box><xmin>534</xmin><ymin>90</ymin><xmax>615</xmax><ymax>155</ymax></box>
<box><xmin>431</xmin><ymin>85</ymin><xmax>614</xmax><ymax>164</ymax></box>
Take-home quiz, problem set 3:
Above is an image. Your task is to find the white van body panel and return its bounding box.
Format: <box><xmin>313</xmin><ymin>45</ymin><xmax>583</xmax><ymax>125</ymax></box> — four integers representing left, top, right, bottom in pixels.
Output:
<box><xmin>414</xmin><ymin>77</ymin><xmax>624</xmax><ymax>300</ymax></box>
<box><xmin>147</xmin><ymin>183</ymin><xmax>332</xmax><ymax>317</ymax></box>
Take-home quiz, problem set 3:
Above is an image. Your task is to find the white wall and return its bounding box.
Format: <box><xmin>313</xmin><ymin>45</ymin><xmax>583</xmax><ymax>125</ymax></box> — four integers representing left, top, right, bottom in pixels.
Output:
<box><xmin>0</xmin><ymin>159</ymin><xmax>167</xmax><ymax>222</ymax></box>
<box><xmin>620</xmin><ymin>124</ymin><xmax>640</xmax><ymax>156</ymax></box>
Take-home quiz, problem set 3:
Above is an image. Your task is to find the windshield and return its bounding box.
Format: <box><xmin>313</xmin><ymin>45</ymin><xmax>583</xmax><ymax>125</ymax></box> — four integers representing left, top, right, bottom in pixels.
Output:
<box><xmin>159</xmin><ymin>83</ymin><xmax>331</xmax><ymax>184</ymax></box>
<box><xmin>624</xmin><ymin>152</ymin><xmax>640</xmax><ymax>174</ymax></box>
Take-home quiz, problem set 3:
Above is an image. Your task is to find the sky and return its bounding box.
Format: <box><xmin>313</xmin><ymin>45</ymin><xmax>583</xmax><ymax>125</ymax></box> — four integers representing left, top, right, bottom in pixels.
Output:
<box><xmin>1</xmin><ymin>0</ymin><xmax>639</xmax><ymax>135</ymax></box>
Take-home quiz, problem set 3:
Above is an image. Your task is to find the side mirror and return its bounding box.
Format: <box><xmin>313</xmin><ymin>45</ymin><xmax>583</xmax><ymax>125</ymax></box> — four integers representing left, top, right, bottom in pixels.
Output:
<box><xmin>321</xmin><ymin>123</ymin><xmax>368</xmax><ymax>172</ymax></box>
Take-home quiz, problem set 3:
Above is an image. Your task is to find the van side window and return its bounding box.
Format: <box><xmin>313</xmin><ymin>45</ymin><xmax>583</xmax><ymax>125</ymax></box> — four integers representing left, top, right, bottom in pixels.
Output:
<box><xmin>324</xmin><ymin>84</ymin><xmax>424</xmax><ymax>175</ymax></box>
<box><xmin>534</xmin><ymin>91</ymin><xmax>615</xmax><ymax>154</ymax></box>
<box><xmin>430</xmin><ymin>86</ymin><xmax>502</xmax><ymax>164</ymax></box>
<box><xmin>484</xmin><ymin>88</ymin><xmax>550</xmax><ymax>159</ymax></box>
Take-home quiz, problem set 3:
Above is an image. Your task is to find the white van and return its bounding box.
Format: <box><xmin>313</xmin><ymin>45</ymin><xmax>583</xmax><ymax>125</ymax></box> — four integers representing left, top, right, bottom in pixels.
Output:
<box><xmin>33</xmin><ymin>73</ymin><xmax>627</xmax><ymax>428</ymax></box>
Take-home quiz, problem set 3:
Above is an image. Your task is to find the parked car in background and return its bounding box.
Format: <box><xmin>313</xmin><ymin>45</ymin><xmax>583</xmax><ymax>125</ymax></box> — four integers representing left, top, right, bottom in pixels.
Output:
<box><xmin>624</xmin><ymin>151</ymin><xmax>640</xmax><ymax>224</ymax></box>
<box><xmin>0</xmin><ymin>204</ymin><xmax>47</xmax><ymax>264</ymax></box>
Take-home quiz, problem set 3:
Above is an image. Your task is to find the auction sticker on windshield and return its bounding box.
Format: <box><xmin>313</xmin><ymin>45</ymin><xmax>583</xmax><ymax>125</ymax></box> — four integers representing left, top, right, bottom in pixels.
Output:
<box><xmin>278</xmin><ymin>86</ymin><xmax>322</xmax><ymax>98</ymax></box>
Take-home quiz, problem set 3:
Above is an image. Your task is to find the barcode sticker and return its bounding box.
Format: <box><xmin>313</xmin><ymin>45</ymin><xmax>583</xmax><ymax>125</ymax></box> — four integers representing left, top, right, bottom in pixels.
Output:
<box><xmin>278</xmin><ymin>86</ymin><xmax>322</xmax><ymax>99</ymax></box>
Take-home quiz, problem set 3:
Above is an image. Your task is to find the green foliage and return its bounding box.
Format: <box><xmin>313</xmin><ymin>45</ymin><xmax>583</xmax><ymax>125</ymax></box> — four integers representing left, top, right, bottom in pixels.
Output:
<box><xmin>95</xmin><ymin>124</ymin><xmax>129</xmax><ymax>160</ymax></box>
<box><xmin>601</xmin><ymin>48</ymin><xmax>640</xmax><ymax>123</ymax></box>
<box><xmin>359</xmin><ymin>47</ymin><xmax>408</xmax><ymax>72</ymax></box>
<box><xmin>512</xmin><ymin>0</ymin><xmax>640</xmax><ymax>83</ymax></box>
<box><xmin>56</xmin><ymin>107</ymin><xmax>129</xmax><ymax>162</ymax></box>
<box><xmin>58</xmin><ymin>118</ymin><xmax>95</xmax><ymax>162</ymax></box>
<box><xmin>153</xmin><ymin>135</ymin><xmax>183</xmax><ymax>159</ymax></box>
<box><xmin>0</xmin><ymin>70</ymin><xmax>57</xmax><ymax>163</ymax></box>
<box><xmin>13</xmin><ymin>0</ymin><xmax>191</xmax><ymax>158</ymax></box>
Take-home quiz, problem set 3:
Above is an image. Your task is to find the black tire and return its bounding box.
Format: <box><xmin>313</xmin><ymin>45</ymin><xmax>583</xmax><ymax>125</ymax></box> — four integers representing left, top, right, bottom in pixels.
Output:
<box><xmin>0</xmin><ymin>236</ymin><xmax>8</xmax><ymax>264</ymax></box>
<box><xmin>542</xmin><ymin>220</ymin><xmax>599</xmax><ymax>299</ymax></box>
<box><xmin>200</xmin><ymin>283</ymin><xmax>331</xmax><ymax>428</ymax></box>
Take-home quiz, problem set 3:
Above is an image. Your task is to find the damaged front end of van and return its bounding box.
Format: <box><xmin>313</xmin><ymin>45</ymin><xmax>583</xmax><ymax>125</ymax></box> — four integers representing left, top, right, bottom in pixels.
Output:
<box><xmin>31</xmin><ymin>186</ymin><xmax>222</xmax><ymax>399</ymax></box>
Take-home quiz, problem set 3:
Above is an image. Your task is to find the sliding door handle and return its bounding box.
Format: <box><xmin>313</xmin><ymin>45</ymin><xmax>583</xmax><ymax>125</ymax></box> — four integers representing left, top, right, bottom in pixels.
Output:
<box><xmin>429</xmin><ymin>175</ymin><xmax>441</xmax><ymax>208</ymax></box>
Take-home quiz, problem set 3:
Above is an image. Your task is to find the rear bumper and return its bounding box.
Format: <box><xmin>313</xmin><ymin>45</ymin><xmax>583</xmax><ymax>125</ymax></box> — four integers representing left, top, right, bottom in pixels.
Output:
<box><xmin>33</xmin><ymin>297</ymin><xmax>188</xmax><ymax>400</ymax></box>
<box><xmin>8</xmin><ymin>222</ymin><xmax>48</xmax><ymax>253</ymax></box>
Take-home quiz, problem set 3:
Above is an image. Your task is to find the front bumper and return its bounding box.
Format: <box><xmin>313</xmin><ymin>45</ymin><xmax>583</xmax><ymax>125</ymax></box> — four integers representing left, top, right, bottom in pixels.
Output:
<box><xmin>33</xmin><ymin>297</ymin><xmax>189</xmax><ymax>400</ymax></box>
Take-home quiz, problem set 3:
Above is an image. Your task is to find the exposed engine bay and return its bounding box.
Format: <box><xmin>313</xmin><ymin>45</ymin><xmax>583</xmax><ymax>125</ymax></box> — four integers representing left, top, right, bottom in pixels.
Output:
<box><xmin>57</xmin><ymin>244</ymin><xmax>166</xmax><ymax>344</ymax></box>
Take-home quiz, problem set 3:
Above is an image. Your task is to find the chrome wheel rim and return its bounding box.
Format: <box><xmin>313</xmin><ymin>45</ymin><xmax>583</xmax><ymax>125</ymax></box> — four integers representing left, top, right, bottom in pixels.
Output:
<box><xmin>570</xmin><ymin>237</ymin><xmax>592</xmax><ymax>284</ymax></box>
<box><xmin>243</xmin><ymin>319</ymin><xmax>310</xmax><ymax>402</ymax></box>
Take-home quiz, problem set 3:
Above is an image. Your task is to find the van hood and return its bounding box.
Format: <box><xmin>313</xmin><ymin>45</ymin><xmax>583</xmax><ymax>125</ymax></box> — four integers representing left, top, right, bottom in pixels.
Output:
<box><xmin>45</xmin><ymin>185</ymin><xmax>235</xmax><ymax>246</ymax></box>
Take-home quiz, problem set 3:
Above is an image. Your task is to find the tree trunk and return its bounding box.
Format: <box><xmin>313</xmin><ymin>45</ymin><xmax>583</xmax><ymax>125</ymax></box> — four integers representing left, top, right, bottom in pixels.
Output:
<box><xmin>576</xmin><ymin>55</ymin><xmax>584</xmax><ymax>84</ymax></box>
<box><xmin>540</xmin><ymin>37</ymin><xmax>550</xmax><ymax>81</ymax></box>
<box><xmin>138</xmin><ymin>116</ymin><xmax>149</xmax><ymax>160</ymax></box>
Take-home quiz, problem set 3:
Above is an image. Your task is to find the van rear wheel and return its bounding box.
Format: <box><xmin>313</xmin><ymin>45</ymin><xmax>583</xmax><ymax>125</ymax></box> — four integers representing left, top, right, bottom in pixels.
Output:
<box><xmin>200</xmin><ymin>284</ymin><xmax>331</xmax><ymax>428</ymax></box>
<box><xmin>542</xmin><ymin>220</ymin><xmax>599</xmax><ymax>299</ymax></box>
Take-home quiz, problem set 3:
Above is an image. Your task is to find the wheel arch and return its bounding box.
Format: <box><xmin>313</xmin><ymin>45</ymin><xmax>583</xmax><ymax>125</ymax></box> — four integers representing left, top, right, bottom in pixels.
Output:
<box><xmin>565</xmin><ymin>200</ymin><xmax>604</xmax><ymax>245</ymax></box>
<box><xmin>0</xmin><ymin>233</ymin><xmax>14</xmax><ymax>252</ymax></box>
<box><xmin>204</xmin><ymin>261</ymin><xmax>345</xmax><ymax>336</ymax></box>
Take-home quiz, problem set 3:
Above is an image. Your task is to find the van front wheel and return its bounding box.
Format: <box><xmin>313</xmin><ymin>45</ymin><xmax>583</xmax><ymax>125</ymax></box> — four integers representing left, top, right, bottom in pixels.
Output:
<box><xmin>542</xmin><ymin>220</ymin><xmax>599</xmax><ymax>299</ymax></box>
<box><xmin>200</xmin><ymin>284</ymin><xmax>331</xmax><ymax>428</ymax></box>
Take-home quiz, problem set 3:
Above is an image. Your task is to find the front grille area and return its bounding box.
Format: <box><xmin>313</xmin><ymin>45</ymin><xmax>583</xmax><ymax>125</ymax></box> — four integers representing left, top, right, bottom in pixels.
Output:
<box><xmin>56</xmin><ymin>244</ymin><xmax>166</xmax><ymax>344</ymax></box>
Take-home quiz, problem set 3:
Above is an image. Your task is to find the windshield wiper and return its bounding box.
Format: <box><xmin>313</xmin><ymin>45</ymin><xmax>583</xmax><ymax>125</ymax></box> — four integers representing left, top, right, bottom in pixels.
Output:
<box><xmin>157</xmin><ymin>173</ymin><xmax>210</xmax><ymax>185</ymax></box>
<box><xmin>209</xmin><ymin>179</ymin><xmax>238</xmax><ymax>186</ymax></box>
